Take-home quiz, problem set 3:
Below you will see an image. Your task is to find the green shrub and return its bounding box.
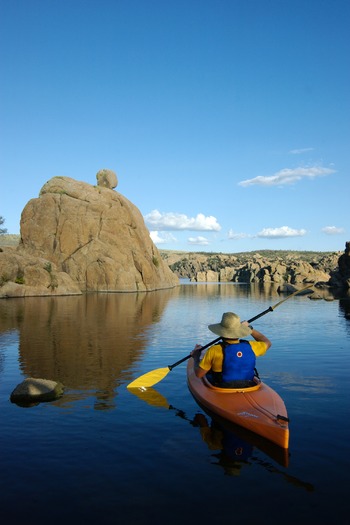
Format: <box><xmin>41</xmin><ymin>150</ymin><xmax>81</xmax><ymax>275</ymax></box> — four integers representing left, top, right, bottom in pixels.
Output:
<box><xmin>44</xmin><ymin>262</ymin><xmax>52</xmax><ymax>273</ymax></box>
<box><xmin>0</xmin><ymin>274</ymin><xmax>10</xmax><ymax>286</ymax></box>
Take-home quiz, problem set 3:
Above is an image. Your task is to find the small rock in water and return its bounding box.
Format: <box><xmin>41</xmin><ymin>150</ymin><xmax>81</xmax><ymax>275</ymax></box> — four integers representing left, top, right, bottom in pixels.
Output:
<box><xmin>10</xmin><ymin>378</ymin><xmax>64</xmax><ymax>406</ymax></box>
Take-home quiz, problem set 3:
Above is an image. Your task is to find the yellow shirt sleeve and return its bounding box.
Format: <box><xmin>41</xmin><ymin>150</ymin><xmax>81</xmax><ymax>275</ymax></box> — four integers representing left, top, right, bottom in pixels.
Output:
<box><xmin>199</xmin><ymin>344</ymin><xmax>224</xmax><ymax>373</ymax></box>
<box><xmin>250</xmin><ymin>341</ymin><xmax>268</xmax><ymax>357</ymax></box>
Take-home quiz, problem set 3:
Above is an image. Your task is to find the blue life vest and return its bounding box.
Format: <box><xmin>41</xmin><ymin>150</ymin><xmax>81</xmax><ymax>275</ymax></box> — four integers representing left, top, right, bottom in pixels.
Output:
<box><xmin>221</xmin><ymin>429</ymin><xmax>253</xmax><ymax>462</ymax></box>
<box><xmin>221</xmin><ymin>340</ymin><xmax>256</xmax><ymax>382</ymax></box>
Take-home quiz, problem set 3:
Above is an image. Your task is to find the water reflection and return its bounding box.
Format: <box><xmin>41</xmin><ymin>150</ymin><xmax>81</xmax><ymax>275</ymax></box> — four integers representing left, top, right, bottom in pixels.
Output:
<box><xmin>129</xmin><ymin>384</ymin><xmax>313</xmax><ymax>490</ymax></box>
<box><xmin>0</xmin><ymin>291</ymin><xmax>174</xmax><ymax>408</ymax></box>
<box><xmin>0</xmin><ymin>282</ymin><xmax>343</xmax><ymax>411</ymax></box>
<box><xmin>129</xmin><ymin>386</ymin><xmax>288</xmax><ymax>466</ymax></box>
<box><xmin>0</xmin><ymin>284</ymin><xmax>283</xmax><ymax>389</ymax></box>
<box><xmin>339</xmin><ymin>298</ymin><xmax>350</xmax><ymax>320</ymax></box>
<box><xmin>194</xmin><ymin>412</ymin><xmax>254</xmax><ymax>476</ymax></box>
<box><xmin>195</xmin><ymin>415</ymin><xmax>313</xmax><ymax>491</ymax></box>
<box><xmin>178</xmin><ymin>282</ymin><xmax>284</xmax><ymax>301</ymax></box>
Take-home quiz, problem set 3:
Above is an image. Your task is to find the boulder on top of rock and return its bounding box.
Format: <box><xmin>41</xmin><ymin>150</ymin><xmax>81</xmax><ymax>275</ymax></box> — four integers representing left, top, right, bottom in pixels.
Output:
<box><xmin>96</xmin><ymin>168</ymin><xmax>118</xmax><ymax>189</ymax></box>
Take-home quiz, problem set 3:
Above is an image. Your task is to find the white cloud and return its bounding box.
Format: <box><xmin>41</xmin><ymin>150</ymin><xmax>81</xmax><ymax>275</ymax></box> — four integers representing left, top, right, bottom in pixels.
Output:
<box><xmin>228</xmin><ymin>229</ymin><xmax>250</xmax><ymax>240</ymax></box>
<box><xmin>321</xmin><ymin>226</ymin><xmax>345</xmax><ymax>235</ymax></box>
<box><xmin>149</xmin><ymin>231</ymin><xmax>177</xmax><ymax>244</ymax></box>
<box><xmin>144</xmin><ymin>209</ymin><xmax>221</xmax><ymax>231</ymax></box>
<box><xmin>188</xmin><ymin>236</ymin><xmax>210</xmax><ymax>245</ymax></box>
<box><xmin>257</xmin><ymin>226</ymin><xmax>307</xmax><ymax>239</ymax></box>
<box><xmin>289</xmin><ymin>147</ymin><xmax>314</xmax><ymax>155</ymax></box>
<box><xmin>238</xmin><ymin>165</ymin><xmax>336</xmax><ymax>187</ymax></box>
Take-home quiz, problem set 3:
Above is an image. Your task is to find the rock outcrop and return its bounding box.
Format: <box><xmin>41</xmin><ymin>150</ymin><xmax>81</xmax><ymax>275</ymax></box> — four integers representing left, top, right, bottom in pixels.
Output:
<box><xmin>0</xmin><ymin>174</ymin><xmax>178</xmax><ymax>297</ymax></box>
<box><xmin>328</xmin><ymin>242</ymin><xmax>350</xmax><ymax>290</ymax></box>
<box><xmin>164</xmin><ymin>251</ymin><xmax>338</xmax><ymax>285</ymax></box>
<box><xmin>0</xmin><ymin>248</ymin><xmax>82</xmax><ymax>297</ymax></box>
<box><xmin>96</xmin><ymin>168</ymin><xmax>118</xmax><ymax>189</ymax></box>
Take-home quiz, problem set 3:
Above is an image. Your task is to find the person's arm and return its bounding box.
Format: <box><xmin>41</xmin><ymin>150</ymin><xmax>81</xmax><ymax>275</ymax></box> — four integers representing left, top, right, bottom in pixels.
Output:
<box><xmin>242</xmin><ymin>321</ymin><xmax>272</xmax><ymax>350</ymax></box>
<box><xmin>251</xmin><ymin>328</ymin><xmax>271</xmax><ymax>350</ymax></box>
<box><xmin>191</xmin><ymin>344</ymin><xmax>208</xmax><ymax>378</ymax></box>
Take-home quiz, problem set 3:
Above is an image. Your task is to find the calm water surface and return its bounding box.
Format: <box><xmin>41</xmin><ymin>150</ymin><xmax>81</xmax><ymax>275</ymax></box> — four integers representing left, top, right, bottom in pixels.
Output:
<box><xmin>0</xmin><ymin>283</ymin><xmax>349</xmax><ymax>524</ymax></box>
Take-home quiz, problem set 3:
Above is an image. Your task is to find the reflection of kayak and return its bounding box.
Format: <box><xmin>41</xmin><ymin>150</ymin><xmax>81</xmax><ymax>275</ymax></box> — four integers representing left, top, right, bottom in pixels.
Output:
<box><xmin>194</xmin><ymin>412</ymin><xmax>290</xmax><ymax>472</ymax></box>
<box><xmin>187</xmin><ymin>358</ymin><xmax>289</xmax><ymax>449</ymax></box>
<box><xmin>195</xmin><ymin>408</ymin><xmax>290</xmax><ymax>468</ymax></box>
<box><xmin>128</xmin><ymin>383</ymin><xmax>289</xmax><ymax>467</ymax></box>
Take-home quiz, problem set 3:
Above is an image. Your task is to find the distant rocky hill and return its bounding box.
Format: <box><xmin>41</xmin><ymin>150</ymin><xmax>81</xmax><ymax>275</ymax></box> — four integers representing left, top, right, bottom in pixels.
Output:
<box><xmin>0</xmin><ymin>171</ymin><xmax>178</xmax><ymax>297</ymax></box>
<box><xmin>160</xmin><ymin>247</ymin><xmax>350</xmax><ymax>293</ymax></box>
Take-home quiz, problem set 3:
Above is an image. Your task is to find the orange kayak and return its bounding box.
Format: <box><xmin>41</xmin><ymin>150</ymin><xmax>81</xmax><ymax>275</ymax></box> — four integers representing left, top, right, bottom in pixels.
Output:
<box><xmin>187</xmin><ymin>358</ymin><xmax>289</xmax><ymax>449</ymax></box>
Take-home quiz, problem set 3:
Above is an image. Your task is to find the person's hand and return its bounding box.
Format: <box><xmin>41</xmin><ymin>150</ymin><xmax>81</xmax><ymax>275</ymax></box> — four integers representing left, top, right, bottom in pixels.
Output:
<box><xmin>193</xmin><ymin>413</ymin><xmax>208</xmax><ymax>428</ymax></box>
<box><xmin>241</xmin><ymin>320</ymin><xmax>249</xmax><ymax>327</ymax></box>
<box><xmin>191</xmin><ymin>344</ymin><xmax>203</xmax><ymax>357</ymax></box>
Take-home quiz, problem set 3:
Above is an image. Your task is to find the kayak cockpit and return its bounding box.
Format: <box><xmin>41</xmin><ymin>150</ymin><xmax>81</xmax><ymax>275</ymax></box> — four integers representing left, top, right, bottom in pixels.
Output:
<box><xmin>202</xmin><ymin>375</ymin><xmax>262</xmax><ymax>393</ymax></box>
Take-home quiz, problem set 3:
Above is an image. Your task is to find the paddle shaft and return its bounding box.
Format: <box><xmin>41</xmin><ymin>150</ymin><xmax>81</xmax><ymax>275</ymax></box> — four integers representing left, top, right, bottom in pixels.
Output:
<box><xmin>168</xmin><ymin>337</ymin><xmax>221</xmax><ymax>370</ymax></box>
<box><xmin>167</xmin><ymin>310</ymin><xmax>260</xmax><ymax>371</ymax></box>
<box><xmin>168</xmin><ymin>283</ymin><xmax>313</xmax><ymax>371</ymax></box>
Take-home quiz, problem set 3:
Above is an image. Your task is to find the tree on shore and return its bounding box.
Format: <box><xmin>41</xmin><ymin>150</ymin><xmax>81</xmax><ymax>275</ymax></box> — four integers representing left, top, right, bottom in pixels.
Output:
<box><xmin>0</xmin><ymin>216</ymin><xmax>8</xmax><ymax>235</ymax></box>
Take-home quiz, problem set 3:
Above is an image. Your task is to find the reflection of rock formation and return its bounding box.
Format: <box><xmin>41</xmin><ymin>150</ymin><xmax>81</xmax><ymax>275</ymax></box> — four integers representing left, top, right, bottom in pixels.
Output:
<box><xmin>178</xmin><ymin>282</ymin><xmax>291</xmax><ymax>302</ymax></box>
<box><xmin>339</xmin><ymin>298</ymin><xmax>350</xmax><ymax>321</ymax></box>
<box><xmin>0</xmin><ymin>290</ymin><xmax>174</xmax><ymax>409</ymax></box>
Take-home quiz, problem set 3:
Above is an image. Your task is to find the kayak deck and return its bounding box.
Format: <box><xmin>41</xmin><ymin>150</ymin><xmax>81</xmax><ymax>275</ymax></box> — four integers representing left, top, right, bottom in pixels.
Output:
<box><xmin>187</xmin><ymin>358</ymin><xmax>289</xmax><ymax>449</ymax></box>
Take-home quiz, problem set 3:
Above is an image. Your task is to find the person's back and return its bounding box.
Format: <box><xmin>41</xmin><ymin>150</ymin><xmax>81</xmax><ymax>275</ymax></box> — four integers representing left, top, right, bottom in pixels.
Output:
<box><xmin>191</xmin><ymin>312</ymin><xmax>271</xmax><ymax>387</ymax></box>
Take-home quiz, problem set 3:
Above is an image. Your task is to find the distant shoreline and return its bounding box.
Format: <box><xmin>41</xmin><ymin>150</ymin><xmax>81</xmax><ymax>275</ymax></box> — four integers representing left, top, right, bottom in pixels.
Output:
<box><xmin>159</xmin><ymin>248</ymin><xmax>340</xmax><ymax>257</ymax></box>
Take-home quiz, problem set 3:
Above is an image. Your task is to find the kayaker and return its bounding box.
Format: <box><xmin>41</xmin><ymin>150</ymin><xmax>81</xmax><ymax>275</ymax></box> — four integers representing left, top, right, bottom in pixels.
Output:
<box><xmin>191</xmin><ymin>311</ymin><xmax>271</xmax><ymax>388</ymax></box>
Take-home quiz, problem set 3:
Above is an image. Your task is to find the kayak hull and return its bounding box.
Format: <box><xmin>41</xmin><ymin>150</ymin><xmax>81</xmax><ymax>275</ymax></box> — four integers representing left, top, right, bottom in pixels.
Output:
<box><xmin>187</xmin><ymin>358</ymin><xmax>289</xmax><ymax>449</ymax></box>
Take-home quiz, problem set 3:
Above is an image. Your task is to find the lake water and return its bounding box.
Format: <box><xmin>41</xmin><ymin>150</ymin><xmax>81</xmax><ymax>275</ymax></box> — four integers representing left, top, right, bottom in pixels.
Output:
<box><xmin>0</xmin><ymin>283</ymin><xmax>349</xmax><ymax>524</ymax></box>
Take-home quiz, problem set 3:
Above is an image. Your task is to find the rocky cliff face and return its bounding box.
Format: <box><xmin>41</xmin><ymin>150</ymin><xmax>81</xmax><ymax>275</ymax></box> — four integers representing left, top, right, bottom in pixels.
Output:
<box><xmin>329</xmin><ymin>242</ymin><xmax>350</xmax><ymax>290</ymax></box>
<box><xmin>161</xmin><ymin>250</ymin><xmax>342</xmax><ymax>288</ymax></box>
<box><xmin>0</xmin><ymin>174</ymin><xmax>178</xmax><ymax>297</ymax></box>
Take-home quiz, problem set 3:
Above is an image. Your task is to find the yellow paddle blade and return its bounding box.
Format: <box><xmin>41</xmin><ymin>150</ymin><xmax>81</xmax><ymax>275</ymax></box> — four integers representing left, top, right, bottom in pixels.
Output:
<box><xmin>128</xmin><ymin>387</ymin><xmax>170</xmax><ymax>409</ymax></box>
<box><xmin>127</xmin><ymin>367</ymin><xmax>170</xmax><ymax>389</ymax></box>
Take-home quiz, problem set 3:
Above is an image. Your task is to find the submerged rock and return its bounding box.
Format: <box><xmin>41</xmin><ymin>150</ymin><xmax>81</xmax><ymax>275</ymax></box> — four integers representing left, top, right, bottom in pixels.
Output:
<box><xmin>10</xmin><ymin>378</ymin><xmax>64</xmax><ymax>406</ymax></box>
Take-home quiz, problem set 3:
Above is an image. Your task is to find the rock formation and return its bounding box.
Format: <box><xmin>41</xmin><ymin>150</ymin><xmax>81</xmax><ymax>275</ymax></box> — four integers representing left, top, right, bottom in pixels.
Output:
<box><xmin>0</xmin><ymin>173</ymin><xmax>178</xmax><ymax>297</ymax></box>
<box><xmin>0</xmin><ymin>249</ymin><xmax>82</xmax><ymax>297</ymax></box>
<box><xmin>96</xmin><ymin>168</ymin><xmax>118</xmax><ymax>189</ymax></box>
<box><xmin>328</xmin><ymin>241</ymin><xmax>350</xmax><ymax>290</ymax></box>
<box><xmin>164</xmin><ymin>251</ymin><xmax>338</xmax><ymax>285</ymax></box>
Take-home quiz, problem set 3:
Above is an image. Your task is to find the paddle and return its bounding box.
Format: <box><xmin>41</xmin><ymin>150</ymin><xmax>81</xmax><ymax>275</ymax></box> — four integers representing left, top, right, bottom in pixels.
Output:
<box><xmin>126</xmin><ymin>283</ymin><xmax>314</xmax><ymax>389</ymax></box>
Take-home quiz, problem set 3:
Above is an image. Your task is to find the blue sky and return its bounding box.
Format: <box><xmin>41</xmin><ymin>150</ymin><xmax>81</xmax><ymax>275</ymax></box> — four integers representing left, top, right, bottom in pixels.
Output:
<box><xmin>1</xmin><ymin>0</ymin><xmax>349</xmax><ymax>253</ymax></box>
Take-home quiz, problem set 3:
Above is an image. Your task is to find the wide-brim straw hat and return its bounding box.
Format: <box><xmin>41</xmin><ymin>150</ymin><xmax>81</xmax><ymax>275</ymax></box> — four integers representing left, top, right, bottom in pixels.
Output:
<box><xmin>208</xmin><ymin>312</ymin><xmax>252</xmax><ymax>339</ymax></box>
